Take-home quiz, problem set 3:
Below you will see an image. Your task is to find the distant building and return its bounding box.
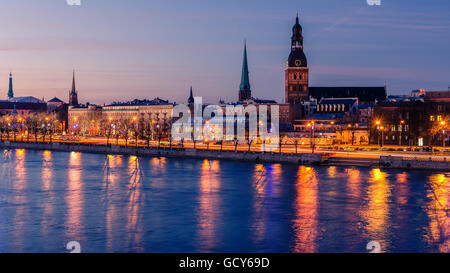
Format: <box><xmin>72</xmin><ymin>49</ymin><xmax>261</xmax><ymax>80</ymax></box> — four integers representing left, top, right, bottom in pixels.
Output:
<box><xmin>425</xmin><ymin>91</ymin><xmax>450</xmax><ymax>102</ymax></box>
<box><xmin>69</xmin><ymin>71</ymin><xmax>79</xmax><ymax>106</ymax></box>
<box><xmin>0</xmin><ymin>101</ymin><xmax>47</xmax><ymax>116</ymax></box>
<box><xmin>308</xmin><ymin>87</ymin><xmax>387</xmax><ymax>104</ymax></box>
<box><xmin>68</xmin><ymin>103</ymin><xmax>102</xmax><ymax>135</ymax></box>
<box><xmin>47</xmin><ymin>97</ymin><xmax>68</xmax><ymax>132</ymax></box>
<box><xmin>0</xmin><ymin>73</ymin><xmax>47</xmax><ymax>116</ymax></box>
<box><xmin>68</xmin><ymin>98</ymin><xmax>176</xmax><ymax>138</ymax></box>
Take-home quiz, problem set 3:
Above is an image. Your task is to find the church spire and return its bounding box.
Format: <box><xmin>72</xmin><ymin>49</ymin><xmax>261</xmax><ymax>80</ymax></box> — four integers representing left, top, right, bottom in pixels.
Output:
<box><xmin>239</xmin><ymin>41</ymin><xmax>251</xmax><ymax>101</ymax></box>
<box><xmin>71</xmin><ymin>70</ymin><xmax>76</xmax><ymax>93</ymax></box>
<box><xmin>8</xmin><ymin>72</ymin><xmax>14</xmax><ymax>99</ymax></box>
<box><xmin>188</xmin><ymin>86</ymin><xmax>194</xmax><ymax>104</ymax></box>
<box><xmin>69</xmin><ymin>70</ymin><xmax>79</xmax><ymax>106</ymax></box>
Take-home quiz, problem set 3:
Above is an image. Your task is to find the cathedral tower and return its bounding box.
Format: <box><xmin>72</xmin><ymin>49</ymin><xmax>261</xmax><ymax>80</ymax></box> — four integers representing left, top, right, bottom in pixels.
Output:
<box><xmin>285</xmin><ymin>13</ymin><xmax>309</xmax><ymax>103</ymax></box>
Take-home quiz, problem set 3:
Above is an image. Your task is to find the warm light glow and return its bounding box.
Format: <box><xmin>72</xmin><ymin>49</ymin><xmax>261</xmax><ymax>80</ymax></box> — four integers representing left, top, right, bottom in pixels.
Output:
<box><xmin>425</xmin><ymin>174</ymin><xmax>449</xmax><ymax>252</ymax></box>
<box><xmin>197</xmin><ymin>160</ymin><xmax>221</xmax><ymax>251</ymax></box>
<box><xmin>361</xmin><ymin>168</ymin><xmax>390</xmax><ymax>251</ymax></box>
<box><xmin>292</xmin><ymin>166</ymin><xmax>319</xmax><ymax>253</ymax></box>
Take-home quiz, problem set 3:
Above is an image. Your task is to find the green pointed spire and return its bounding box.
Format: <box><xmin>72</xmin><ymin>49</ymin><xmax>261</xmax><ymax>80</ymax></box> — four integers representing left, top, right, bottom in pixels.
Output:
<box><xmin>239</xmin><ymin>41</ymin><xmax>251</xmax><ymax>101</ymax></box>
<box><xmin>8</xmin><ymin>72</ymin><xmax>14</xmax><ymax>99</ymax></box>
<box><xmin>240</xmin><ymin>41</ymin><xmax>251</xmax><ymax>92</ymax></box>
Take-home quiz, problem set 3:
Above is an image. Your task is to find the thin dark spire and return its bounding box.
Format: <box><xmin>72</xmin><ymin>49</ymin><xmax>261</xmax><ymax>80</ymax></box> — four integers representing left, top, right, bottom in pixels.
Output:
<box><xmin>71</xmin><ymin>70</ymin><xmax>76</xmax><ymax>93</ymax></box>
<box><xmin>188</xmin><ymin>86</ymin><xmax>194</xmax><ymax>104</ymax></box>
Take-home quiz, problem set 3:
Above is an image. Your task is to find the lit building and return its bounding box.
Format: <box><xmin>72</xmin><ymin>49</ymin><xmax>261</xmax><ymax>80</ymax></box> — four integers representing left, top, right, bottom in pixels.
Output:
<box><xmin>68</xmin><ymin>104</ymin><xmax>103</xmax><ymax>136</ymax></box>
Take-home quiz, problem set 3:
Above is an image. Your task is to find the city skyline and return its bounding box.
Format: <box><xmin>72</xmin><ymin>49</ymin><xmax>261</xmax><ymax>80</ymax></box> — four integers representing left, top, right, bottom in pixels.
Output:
<box><xmin>1</xmin><ymin>0</ymin><xmax>450</xmax><ymax>105</ymax></box>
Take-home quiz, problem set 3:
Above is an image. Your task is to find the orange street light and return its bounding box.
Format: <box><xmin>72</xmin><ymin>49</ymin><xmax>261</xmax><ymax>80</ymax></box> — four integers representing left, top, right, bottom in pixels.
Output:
<box><xmin>376</xmin><ymin>120</ymin><xmax>380</xmax><ymax>126</ymax></box>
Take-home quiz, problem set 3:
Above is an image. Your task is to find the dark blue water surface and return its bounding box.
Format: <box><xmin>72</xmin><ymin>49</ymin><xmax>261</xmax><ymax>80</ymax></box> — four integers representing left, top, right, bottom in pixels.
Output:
<box><xmin>0</xmin><ymin>149</ymin><xmax>449</xmax><ymax>253</ymax></box>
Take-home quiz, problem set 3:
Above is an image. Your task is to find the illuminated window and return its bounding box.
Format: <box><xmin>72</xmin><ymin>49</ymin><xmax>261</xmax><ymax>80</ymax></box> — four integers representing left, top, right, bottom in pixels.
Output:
<box><xmin>430</xmin><ymin>116</ymin><xmax>435</xmax><ymax>121</ymax></box>
<box><xmin>418</xmin><ymin>137</ymin><xmax>424</xmax><ymax>147</ymax></box>
<box><xmin>437</xmin><ymin>115</ymin><xmax>442</xmax><ymax>121</ymax></box>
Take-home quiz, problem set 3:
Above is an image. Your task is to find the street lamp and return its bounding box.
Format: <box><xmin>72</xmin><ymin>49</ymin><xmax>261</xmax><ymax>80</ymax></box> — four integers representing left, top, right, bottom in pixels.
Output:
<box><xmin>308</xmin><ymin>121</ymin><xmax>316</xmax><ymax>153</ymax></box>
<box><xmin>398</xmin><ymin>120</ymin><xmax>405</xmax><ymax>146</ymax></box>
<box><xmin>441</xmin><ymin>121</ymin><xmax>447</xmax><ymax>151</ymax></box>
<box><xmin>375</xmin><ymin>120</ymin><xmax>382</xmax><ymax>147</ymax></box>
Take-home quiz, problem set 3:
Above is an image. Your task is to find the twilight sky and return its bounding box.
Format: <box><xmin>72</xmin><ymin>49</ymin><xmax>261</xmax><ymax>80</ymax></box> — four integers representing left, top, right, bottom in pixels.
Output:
<box><xmin>0</xmin><ymin>0</ymin><xmax>449</xmax><ymax>104</ymax></box>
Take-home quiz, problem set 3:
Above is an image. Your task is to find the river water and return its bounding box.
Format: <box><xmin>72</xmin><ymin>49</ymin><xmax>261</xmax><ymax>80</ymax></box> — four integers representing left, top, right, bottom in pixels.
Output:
<box><xmin>0</xmin><ymin>148</ymin><xmax>448</xmax><ymax>253</ymax></box>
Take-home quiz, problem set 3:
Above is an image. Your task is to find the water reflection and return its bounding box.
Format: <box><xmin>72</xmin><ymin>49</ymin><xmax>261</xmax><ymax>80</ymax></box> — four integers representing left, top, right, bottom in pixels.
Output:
<box><xmin>13</xmin><ymin>149</ymin><xmax>26</xmax><ymax>251</ymax></box>
<box><xmin>266</xmin><ymin>164</ymin><xmax>283</xmax><ymax>197</ymax></box>
<box><xmin>150</xmin><ymin>157</ymin><xmax>168</xmax><ymax>187</ymax></box>
<box><xmin>361</xmin><ymin>169</ymin><xmax>391</xmax><ymax>252</ymax></box>
<box><xmin>291</xmin><ymin>166</ymin><xmax>319</xmax><ymax>253</ymax></box>
<box><xmin>66</xmin><ymin>152</ymin><xmax>84</xmax><ymax>241</ymax></box>
<box><xmin>1</xmin><ymin>149</ymin><xmax>450</xmax><ymax>253</ymax></box>
<box><xmin>345</xmin><ymin>168</ymin><xmax>362</xmax><ymax>250</ymax></box>
<box><xmin>41</xmin><ymin>151</ymin><xmax>54</xmax><ymax>238</ymax></box>
<box><xmin>126</xmin><ymin>156</ymin><xmax>145</xmax><ymax>251</ymax></box>
<box><xmin>197</xmin><ymin>160</ymin><xmax>221</xmax><ymax>251</ymax></box>
<box><xmin>252</xmin><ymin>164</ymin><xmax>268</xmax><ymax>243</ymax></box>
<box><xmin>104</xmin><ymin>155</ymin><xmax>120</xmax><ymax>252</ymax></box>
<box><xmin>426</xmin><ymin>174</ymin><xmax>450</xmax><ymax>252</ymax></box>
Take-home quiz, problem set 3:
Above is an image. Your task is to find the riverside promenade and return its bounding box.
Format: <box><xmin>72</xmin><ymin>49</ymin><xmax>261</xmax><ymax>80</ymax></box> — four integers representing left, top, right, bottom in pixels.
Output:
<box><xmin>0</xmin><ymin>141</ymin><xmax>325</xmax><ymax>165</ymax></box>
<box><xmin>2</xmin><ymin>140</ymin><xmax>450</xmax><ymax>171</ymax></box>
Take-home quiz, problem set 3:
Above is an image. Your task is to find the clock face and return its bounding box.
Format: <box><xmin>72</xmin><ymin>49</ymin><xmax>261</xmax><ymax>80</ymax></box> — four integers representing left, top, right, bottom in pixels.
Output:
<box><xmin>295</xmin><ymin>59</ymin><xmax>302</xmax><ymax>67</ymax></box>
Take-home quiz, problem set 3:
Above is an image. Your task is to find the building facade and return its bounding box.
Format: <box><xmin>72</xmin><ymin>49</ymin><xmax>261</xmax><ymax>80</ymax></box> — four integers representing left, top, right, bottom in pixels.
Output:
<box><xmin>372</xmin><ymin>91</ymin><xmax>450</xmax><ymax>147</ymax></box>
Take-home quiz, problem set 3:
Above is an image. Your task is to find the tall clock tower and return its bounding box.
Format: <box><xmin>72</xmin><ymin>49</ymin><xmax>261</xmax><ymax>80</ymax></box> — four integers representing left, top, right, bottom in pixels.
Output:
<box><xmin>285</xmin><ymin>13</ymin><xmax>309</xmax><ymax>104</ymax></box>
